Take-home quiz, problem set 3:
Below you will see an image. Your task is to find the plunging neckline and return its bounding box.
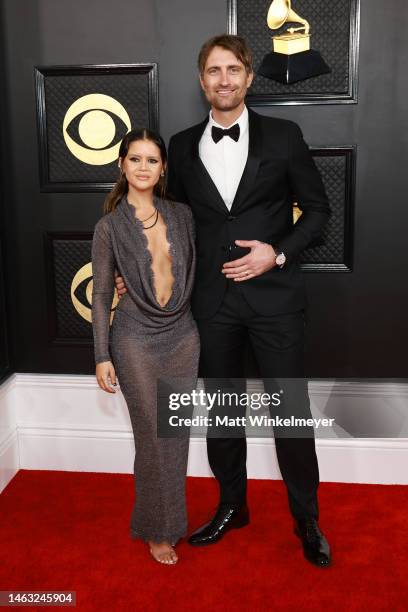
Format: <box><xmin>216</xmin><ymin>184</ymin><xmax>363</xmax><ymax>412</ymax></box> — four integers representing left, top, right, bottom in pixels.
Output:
<box><xmin>124</xmin><ymin>196</ymin><xmax>176</xmax><ymax>310</ymax></box>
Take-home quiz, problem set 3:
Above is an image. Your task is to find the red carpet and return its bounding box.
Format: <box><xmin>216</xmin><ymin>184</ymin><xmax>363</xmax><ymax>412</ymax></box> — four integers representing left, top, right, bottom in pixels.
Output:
<box><xmin>0</xmin><ymin>471</ymin><xmax>407</xmax><ymax>611</ymax></box>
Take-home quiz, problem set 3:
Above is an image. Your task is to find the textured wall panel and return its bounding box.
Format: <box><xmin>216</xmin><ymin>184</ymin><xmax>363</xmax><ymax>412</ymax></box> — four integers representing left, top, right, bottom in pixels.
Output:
<box><xmin>300</xmin><ymin>147</ymin><xmax>355</xmax><ymax>271</ymax></box>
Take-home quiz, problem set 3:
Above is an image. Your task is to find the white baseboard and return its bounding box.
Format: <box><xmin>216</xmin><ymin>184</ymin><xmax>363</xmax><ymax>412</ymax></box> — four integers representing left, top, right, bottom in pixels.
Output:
<box><xmin>13</xmin><ymin>428</ymin><xmax>408</xmax><ymax>485</ymax></box>
<box><xmin>1</xmin><ymin>374</ymin><xmax>407</xmax><ymax>494</ymax></box>
<box><xmin>0</xmin><ymin>374</ymin><xmax>19</xmax><ymax>492</ymax></box>
<box><xmin>0</xmin><ymin>429</ymin><xmax>19</xmax><ymax>492</ymax></box>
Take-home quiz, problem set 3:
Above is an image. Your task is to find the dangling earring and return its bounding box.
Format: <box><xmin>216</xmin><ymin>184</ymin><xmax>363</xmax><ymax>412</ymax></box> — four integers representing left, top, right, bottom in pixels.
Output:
<box><xmin>160</xmin><ymin>174</ymin><xmax>166</xmax><ymax>200</ymax></box>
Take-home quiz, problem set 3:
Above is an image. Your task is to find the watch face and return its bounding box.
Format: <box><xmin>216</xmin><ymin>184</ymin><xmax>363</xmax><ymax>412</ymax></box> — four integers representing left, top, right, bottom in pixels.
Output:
<box><xmin>276</xmin><ymin>253</ymin><xmax>286</xmax><ymax>266</ymax></box>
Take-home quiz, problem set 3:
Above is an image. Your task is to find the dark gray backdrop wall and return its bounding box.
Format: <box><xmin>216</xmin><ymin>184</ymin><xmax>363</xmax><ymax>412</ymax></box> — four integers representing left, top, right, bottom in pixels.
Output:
<box><xmin>0</xmin><ymin>220</ymin><xmax>10</xmax><ymax>383</ymax></box>
<box><xmin>0</xmin><ymin>5</ymin><xmax>12</xmax><ymax>383</ymax></box>
<box><xmin>0</xmin><ymin>0</ymin><xmax>407</xmax><ymax>377</ymax></box>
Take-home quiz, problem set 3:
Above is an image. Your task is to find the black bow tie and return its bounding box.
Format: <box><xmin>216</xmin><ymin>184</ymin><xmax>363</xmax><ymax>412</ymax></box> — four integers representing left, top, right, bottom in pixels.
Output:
<box><xmin>211</xmin><ymin>123</ymin><xmax>240</xmax><ymax>144</ymax></box>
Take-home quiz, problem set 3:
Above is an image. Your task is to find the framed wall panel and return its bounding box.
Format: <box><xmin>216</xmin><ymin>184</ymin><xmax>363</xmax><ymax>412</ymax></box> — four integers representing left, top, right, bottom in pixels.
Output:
<box><xmin>228</xmin><ymin>0</ymin><xmax>360</xmax><ymax>105</ymax></box>
<box><xmin>300</xmin><ymin>146</ymin><xmax>355</xmax><ymax>271</ymax></box>
<box><xmin>35</xmin><ymin>64</ymin><xmax>158</xmax><ymax>192</ymax></box>
<box><xmin>44</xmin><ymin>232</ymin><xmax>117</xmax><ymax>346</ymax></box>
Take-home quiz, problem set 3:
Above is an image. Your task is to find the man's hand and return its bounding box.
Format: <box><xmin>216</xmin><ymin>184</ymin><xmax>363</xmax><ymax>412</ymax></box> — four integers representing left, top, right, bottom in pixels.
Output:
<box><xmin>96</xmin><ymin>361</ymin><xmax>117</xmax><ymax>393</ymax></box>
<box><xmin>222</xmin><ymin>240</ymin><xmax>277</xmax><ymax>281</ymax></box>
<box><xmin>114</xmin><ymin>269</ymin><xmax>127</xmax><ymax>298</ymax></box>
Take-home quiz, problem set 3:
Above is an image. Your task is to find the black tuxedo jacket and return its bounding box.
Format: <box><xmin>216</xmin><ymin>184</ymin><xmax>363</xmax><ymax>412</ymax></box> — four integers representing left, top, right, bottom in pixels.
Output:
<box><xmin>167</xmin><ymin>108</ymin><xmax>330</xmax><ymax>319</ymax></box>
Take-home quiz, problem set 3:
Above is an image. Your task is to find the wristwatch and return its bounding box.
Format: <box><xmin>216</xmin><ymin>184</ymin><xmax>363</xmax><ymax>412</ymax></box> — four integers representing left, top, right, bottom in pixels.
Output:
<box><xmin>274</xmin><ymin>249</ymin><xmax>286</xmax><ymax>268</ymax></box>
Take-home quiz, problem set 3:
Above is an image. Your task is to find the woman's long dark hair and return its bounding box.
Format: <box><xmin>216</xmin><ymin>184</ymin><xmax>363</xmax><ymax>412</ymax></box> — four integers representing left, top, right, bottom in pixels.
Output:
<box><xmin>103</xmin><ymin>128</ymin><xmax>168</xmax><ymax>215</ymax></box>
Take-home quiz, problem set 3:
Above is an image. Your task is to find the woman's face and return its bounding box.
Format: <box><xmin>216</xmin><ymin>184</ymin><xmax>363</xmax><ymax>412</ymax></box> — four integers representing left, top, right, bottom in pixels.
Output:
<box><xmin>120</xmin><ymin>139</ymin><xmax>164</xmax><ymax>193</ymax></box>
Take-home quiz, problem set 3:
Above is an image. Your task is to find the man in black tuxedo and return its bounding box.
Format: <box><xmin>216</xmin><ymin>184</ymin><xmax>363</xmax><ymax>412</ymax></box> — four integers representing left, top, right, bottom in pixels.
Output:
<box><xmin>116</xmin><ymin>34</ymin><xmax>331</xmax><ymax>566</ymax></box>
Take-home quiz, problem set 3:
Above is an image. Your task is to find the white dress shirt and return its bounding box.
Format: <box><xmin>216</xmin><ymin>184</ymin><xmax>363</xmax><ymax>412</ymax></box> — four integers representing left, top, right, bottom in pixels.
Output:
<box><xmin>199</xmin><ymin>106</ymin><xmax>249</xmax><ymax>210</ymax></box>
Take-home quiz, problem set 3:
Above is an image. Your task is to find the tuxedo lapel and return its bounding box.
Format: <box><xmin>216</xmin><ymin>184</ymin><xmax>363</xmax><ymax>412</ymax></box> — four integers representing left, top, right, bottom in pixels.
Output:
<box><xmin>188</xmin><ymin>118</ymin><xmax>230</xmax><ymax>215</ymax></box>
<box><xmin>230</xmin><ymin>109</ymin><xmax>263</xmax><ymax>214</ymax></box>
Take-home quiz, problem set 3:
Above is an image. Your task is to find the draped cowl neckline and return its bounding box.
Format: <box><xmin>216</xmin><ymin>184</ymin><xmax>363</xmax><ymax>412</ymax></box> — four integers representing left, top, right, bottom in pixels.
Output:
<box><xmin>111</xmin><ymin>195</ymin><xmax>192</xmax><ymax>318</ymax></box>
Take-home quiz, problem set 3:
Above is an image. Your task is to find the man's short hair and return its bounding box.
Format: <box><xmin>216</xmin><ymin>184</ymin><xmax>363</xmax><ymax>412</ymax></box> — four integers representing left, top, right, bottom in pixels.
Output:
<box><xmin>198</xmin><ymin>34</ymin><xmax>253</xmax><ymax>75</ymax></box>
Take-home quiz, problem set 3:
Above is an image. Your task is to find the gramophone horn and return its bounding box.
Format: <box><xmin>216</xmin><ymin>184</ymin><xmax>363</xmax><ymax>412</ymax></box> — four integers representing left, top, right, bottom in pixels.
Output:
<box><xmin>267</xmin><ymin>0</ymin><xmax>290</xmax><ymax>30</ymax></box>
<box><xmin>267</xmin><ymin>0</ymin><xmax>310</xmax><ymax>34</ymax></box>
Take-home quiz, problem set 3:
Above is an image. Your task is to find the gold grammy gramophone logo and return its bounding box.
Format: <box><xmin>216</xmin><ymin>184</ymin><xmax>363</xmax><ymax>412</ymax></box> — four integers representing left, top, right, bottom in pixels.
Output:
<box><xmin>71</xmin><ymin>262</ymin><xmax>118</xmax><ymax>323</ymax></box>
<box><xmin>258</xmin><ymin>0</ymin><xmax>330</xmax><ymax>83</ymax></box>
<box><xmin>63</xmin><ymin>94</ymin><xmax>131</xmax><ymax>165</ymax></box>
<box><xmin>267</xmin><ymin>0</ymin><xmax>311</xmax><ymax>55</ymax></box>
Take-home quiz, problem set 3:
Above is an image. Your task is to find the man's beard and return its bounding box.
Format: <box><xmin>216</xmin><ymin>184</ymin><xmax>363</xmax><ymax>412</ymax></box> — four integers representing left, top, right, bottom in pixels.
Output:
<box><xmin>210</xmin><ymin>94</ymin><xmax>243</xmax><ymax>112</ymax></box>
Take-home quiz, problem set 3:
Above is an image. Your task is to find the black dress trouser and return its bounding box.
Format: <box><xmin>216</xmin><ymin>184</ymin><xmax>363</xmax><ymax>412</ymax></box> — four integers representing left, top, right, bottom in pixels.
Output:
<box><xmin>196</xmin><ymin>281</ymin><xmax>319</xmax><ymax>521</ymax></box>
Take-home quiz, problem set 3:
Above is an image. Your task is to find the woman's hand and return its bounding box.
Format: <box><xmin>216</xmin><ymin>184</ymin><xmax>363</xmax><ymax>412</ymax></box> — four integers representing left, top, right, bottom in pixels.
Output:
<box><xmin>96</xmin><ymin>361</ymin><xmax>117</xmax><ymax>393</ymax></box>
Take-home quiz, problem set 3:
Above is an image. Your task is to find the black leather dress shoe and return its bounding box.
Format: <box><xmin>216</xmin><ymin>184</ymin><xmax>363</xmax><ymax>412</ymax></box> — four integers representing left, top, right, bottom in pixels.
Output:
<box><xmin>188</xmin><ymin>504</ymin><xmax>250</xmax><ymax>546</ymax></box>
<box><xmin>294</xmin><ymin>518</ymin><xmax>331</xmax><ymax>567</ymax></box>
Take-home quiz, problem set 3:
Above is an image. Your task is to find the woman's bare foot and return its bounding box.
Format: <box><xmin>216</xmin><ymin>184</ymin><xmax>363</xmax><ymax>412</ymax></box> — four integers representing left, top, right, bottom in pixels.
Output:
<box><xmin>148</xmin><ymin>541</ymin><xmax>178</xmax><ymax>565</ymax></box>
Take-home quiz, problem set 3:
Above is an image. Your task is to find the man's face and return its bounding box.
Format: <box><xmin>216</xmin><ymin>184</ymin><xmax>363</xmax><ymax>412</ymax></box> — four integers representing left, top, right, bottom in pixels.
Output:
<box><xmin>199</xmin><ymin>46</ymin><xmax>253</xmax><ymax>112</ymax></box>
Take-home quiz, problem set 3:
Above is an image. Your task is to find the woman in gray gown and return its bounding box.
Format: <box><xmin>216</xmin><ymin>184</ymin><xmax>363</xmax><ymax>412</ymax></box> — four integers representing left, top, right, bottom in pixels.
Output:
<box><xmin>91</xmin><ymin>128</ymin><xmax>200</xmax><ymax>565</ymax></box>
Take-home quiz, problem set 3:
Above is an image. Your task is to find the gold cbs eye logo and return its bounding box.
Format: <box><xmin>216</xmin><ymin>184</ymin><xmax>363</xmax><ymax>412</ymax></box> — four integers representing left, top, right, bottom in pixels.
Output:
<box><xmin>71</xmin><ymin>262</ymin><xmax>118</xmax><ymax>324</ymax></box>
<box><xmin>63</xmin><ymin>94</ymin><xmax>131</xmax><ymax>165</ymax></box>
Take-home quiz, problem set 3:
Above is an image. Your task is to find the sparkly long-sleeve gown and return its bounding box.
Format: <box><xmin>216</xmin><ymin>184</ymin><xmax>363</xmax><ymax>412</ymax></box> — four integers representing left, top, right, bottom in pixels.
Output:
<box><xmin>91</xmin><ymin>195</ymin><xmax>200</xmax><ymax>544</ymax></box>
